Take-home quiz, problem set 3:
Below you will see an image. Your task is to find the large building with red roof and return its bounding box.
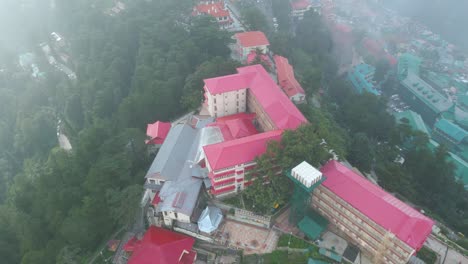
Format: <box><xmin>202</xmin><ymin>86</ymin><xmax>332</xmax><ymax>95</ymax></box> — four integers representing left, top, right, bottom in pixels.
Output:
<box><xmin>124</xmin><ymin>226</ymin><xmax>197</xmax><ymax>264</ymax></box>
<box><xmin>235</xmin><ymin>31</ymin><xmax>270</xmax><ymax>62</ymax></box>
<box><xmin>192</xmin><ymin>1</ymin><xmax>233</xmax><ymax>29</ymax></box>
<box><xmin>312</xmin><ymin>160</ymin><xmax>434</xmax><ymax>263</ymax></box>
<box><xmin>202</xmin><ymin>65</ymin><xmax>307</xmax><ymax>197</ymax></box>
<box><xmin>274</xmin><ymin>55</ymin><xmax>306</xmax><ymax>104</ymax></box>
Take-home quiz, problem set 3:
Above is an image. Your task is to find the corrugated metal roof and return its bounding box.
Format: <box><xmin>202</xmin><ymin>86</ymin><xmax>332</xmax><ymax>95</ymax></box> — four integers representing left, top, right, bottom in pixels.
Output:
<box><xmin>434</xmin><ymin>118</ymin><xmax>468</xmax><ymax>142</ymax></box>
<box><xmin>145</xmin><ymin>124</ymin><xmax>197</xmax><ymax>180</ymax></box>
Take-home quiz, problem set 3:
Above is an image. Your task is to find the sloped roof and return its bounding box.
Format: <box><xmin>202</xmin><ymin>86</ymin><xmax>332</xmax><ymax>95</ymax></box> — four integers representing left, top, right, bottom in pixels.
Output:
<box><xmin>394</xmin><ymin>110</ymin><xmax>429</xmax><ymax>135</ymax></box>
<box><xmin>145</xmin><ymin>124</ymin><xmax>197</xmax><ymax>180</ymax></box>
<box><xmin>434</xmin><ymin>118</ymin><xmax>468</xmax><ymax>143</ymax></box>
<box><xmin>193</xmin><ymin>1</ymin><xmax>230</xmax><ymax>18</ymax></box>
<box><xmin>320</xmin><ymin>160</ymin><xmax>434</xmax><ymax>250</ymax></box>
<box><xmin>198</xmin><ymin>206</ymin><xmax>223</xmax><ymax>233</ymax></box>
<box><xmin>204</xmin><ymin>72</ymin><xmax>252</xmax><ymax>95</ymax></box>
<box><xmin>204</xmin><ymin>65</ymin><xmax>307</xmax><ymax>130</ymax></box>
<box><xmin>208</xmin><ymin>113</ymin><xmax>258</xmax><ymax>141</ymax></box>
<box><xmin>127</xmin><ymin>226</ymin><xmax>196</xmax><ymax>264</ymax></box>
<box><xmin>235</xmin><ymin>31</ymin><xmax>270</xmax><ymax>47</ymax></box>
<box><xmin>158</xmin><ymin>176</ymin><xmax>202</xmax><ymax>216</ymax></box>
<box><xmin>237</xmin><ymin>65</ymin><xmax>307</xmax><ymax>129</ymax></box>
<box><xmin>203</xmin><ymin>130</ymin><xmax>283</xmax><ymax>171</ymax></box>
<box><xmin>146</xmin><ymin>121</ymin><xmax>171</xmax><ymax>145</ymax></box>
<box><xmin>274</xmin><ymin>55</ymin><xmax>305</xmax><ymax>98</ymax></box>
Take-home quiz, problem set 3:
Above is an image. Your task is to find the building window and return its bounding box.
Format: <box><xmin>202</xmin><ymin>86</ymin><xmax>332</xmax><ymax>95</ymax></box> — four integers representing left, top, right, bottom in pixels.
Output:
<box><xmin>237</xmin><ymin>94</ymin><xmax>239</xmax><ymax>99</ymax></box>
<box><xmin>163</xmin><ymin>211</ymin><xmax>167</xmax><ymax>216</ymax></box>
<box><xmin>215</xmin><ymin>106</ymin><xmax>217</xmax><ymax>111</ymax></box>
<box><xmin>214</xmin><ymin>98</ymin><xmax>216</xmax><ymax>103</ymax></box>
<box><xmin>174</xmin><ymin>212</ymin><xmax>178</xmax><ymax>219</ymax></box>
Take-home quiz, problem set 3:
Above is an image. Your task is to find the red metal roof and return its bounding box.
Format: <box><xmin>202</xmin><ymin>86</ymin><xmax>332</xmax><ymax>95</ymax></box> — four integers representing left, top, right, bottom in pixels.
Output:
<box><xmin>127</xmin><ymin>226</ymin><xmax>196</xmax><ymax>264</ymax></box>
<box><xmin>204</xmin><ymin>65</ymin><xmax>307</xmax><ymax>130</ymax></box>
<box><xmin>237</xmin><ymin>65</ymin><xmax>307</xmax><ymax>129</ymax></box>
<box><xmin>291</xmin><ymin>0</ymin><xmax>311</xmax><ymax>10</ymax></box>
<box><xmin>146</xmin><ymin>121</ymin><xmax>171</xmax><ymax>145</ymax></box>
<box><xmin>274</xmin><ymin>55</ymin><xmax>305</xmax><ymax>98</ymax></box>
<box><xmin>203</xmin><ymin>130</ymin><xmax>283</xmax><ymax>171</ymax></box>
<box><xmin>320</xmin><ymin>160</ymin><xmax>434</xmax><ymax>250</ymax></box>
<box><xmin>235</xmin><ymin>31</ymin><xmax>270</xmax><ymax>48</ymax></box>
<box><xmin>193</xmin><ymin>1</ymin><xmax>230</xmax><ymax>18</ymax></box>
<box><xmin>208</xmin><ymin>113</ymin><xmax>258</xmax><ymax>141</ymax></box>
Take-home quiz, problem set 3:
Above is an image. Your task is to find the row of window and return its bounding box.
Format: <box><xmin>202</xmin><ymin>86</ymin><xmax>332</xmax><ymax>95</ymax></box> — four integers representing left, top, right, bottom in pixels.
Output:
<box><xmin>316</xmin><ymin>188</ymin><xmax>411</xmax><ymax>253</ymax></box>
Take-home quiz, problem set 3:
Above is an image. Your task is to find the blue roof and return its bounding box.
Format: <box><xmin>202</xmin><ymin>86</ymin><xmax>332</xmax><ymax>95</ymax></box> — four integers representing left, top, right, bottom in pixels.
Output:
<box><xmin>348</xmin><ymin>63</ymin><xmax>380</xmax><ymax>96</ymax></box>
<box><xmin>434</xmin><ymin>119</ymin><xmax>468</xmax><ymax>142</ymax></box>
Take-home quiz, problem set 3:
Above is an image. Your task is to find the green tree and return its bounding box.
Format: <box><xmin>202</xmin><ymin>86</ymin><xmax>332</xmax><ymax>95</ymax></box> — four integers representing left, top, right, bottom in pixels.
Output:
<box><xmin>347</xmin><ymin>132</ymin><xmax>374</xmax><ymax>172</ymax></box>
<box><xmin>373</xmin><ymin>59</ymin><xmax>390</xmax><ymax>83</ymax></box>
<box><xmin>241</xmin><ymin>6</ymin><xmax>270</xmax><ymax>33</ymax></box>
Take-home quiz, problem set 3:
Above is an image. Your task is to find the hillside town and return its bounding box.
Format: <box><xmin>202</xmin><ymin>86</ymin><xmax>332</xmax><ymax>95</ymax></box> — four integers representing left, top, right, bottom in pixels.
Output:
<box><xmin>101</xmin><ymin>1</ymin><xmax>468</xmax><ymax>264</ymax></box>
<box><xmin>2</xmin><ymin>0</ymin><xmax>468</xmax><ymax>264</ymax></box>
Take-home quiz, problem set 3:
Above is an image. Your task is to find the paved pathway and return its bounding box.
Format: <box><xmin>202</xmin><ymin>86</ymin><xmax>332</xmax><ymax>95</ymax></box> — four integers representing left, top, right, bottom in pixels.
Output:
<box><xmin>425</xmin><ymin>236</ymin><xmax>468</xmax><ymax>264</ymax></box>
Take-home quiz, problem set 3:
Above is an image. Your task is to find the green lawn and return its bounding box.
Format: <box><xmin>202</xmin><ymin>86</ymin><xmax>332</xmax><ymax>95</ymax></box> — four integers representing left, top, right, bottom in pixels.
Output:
<box><xmin>417</xmin><ymin>246</ymin><xmax>437</xmax><ymax>264</ymax></box>
<box><xmin>277</xmin><ymin>234</ymin><xmax>310</xmax><ymax>249</ymax></box>
<box><xmin>242</xmin><ymin>250</ymin><xmax>308</xmax><ymax>264</ymax></box>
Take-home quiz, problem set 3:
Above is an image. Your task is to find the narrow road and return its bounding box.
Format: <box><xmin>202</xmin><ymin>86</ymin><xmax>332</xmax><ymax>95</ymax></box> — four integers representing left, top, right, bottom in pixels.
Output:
<box><xmin>424</xmin><ymin>236</ymin><xmax>468</xmax><ymax>264</ymax></box>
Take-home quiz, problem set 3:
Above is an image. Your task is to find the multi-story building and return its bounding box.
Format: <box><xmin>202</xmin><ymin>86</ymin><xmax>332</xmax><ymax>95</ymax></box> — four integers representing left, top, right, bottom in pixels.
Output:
<box><xmin>202</xmin><ymin>65</ymin><xmax>307</xmax><ymax>197</ymax></box>
<box><xmin>399</xmin><ymin>73</ymin><xmax>453</xmax><ymax>125</ymax></box>
<box><xmin>274</xmin><ymin>55</ymin><xmax>306</xmax><ymax>104</ymax></box>
<box><xmin>234</xmin><ymin>31</ymin><xmax>270</xmax><ymax>62</ymax></box>
<box><xmin>311</xmin><ymin>160</ymin><xmax>433</xmax><ymax>264</ymax></box>
<box><xmin>432</xmin><ymin>118</ymin><xmax>468</xmax><ymax>148</ymax></box>
<box><xmin>192</xmin><ymin>1</ymin><xmax>233</xmax><ymax>29</ymax></box>
<box><xmin>347</xmin><ymin>63</ymin><xmax>381</xmax><ymax>96</ymax></box>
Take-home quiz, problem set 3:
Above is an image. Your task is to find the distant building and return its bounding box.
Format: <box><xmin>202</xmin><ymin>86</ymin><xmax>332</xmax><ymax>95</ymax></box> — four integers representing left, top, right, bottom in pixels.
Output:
<box><xmin>347</xmin><ymin>63</ymin><xmax>381</xmax><ymax>96</ymax></box>
<box><xmin>433</xmin><ymin>118</ymin><xmax>468</xmax><ymax>148</ymax></box>
<box><xmin>193</xmin><ymin>1</ymin><xmax>233</xmax><ymax>29</ymax></box>
<box><xmin>393</xmin><ymin>110</ymin><xmax>430</xmax><ymax>135</ymax></box>
<box><xmin>234</xmin><ymin>31</ymin><xmax>270</xmax><ymax>62</ymax></box>
<box><xmin>399</xmin><ymin>73</ymin><xmax>453</xmax><ymax>125</ymax></box>
<box><xmin>123</xmin><ymin>226</ymin><xmax>197</xmax><ymax>264</ymax></box>
<box><xmin>291</xmin><ymin>0</ymin><xmax>312</xmax><ymax>20</ymax></box>
<box><xmin>362</xmin><ymin>38</ymin><xmax>397</xmax><ymax>66</ymax></box>
<box><xmin>312</xmin><ymin>160</ymin><xmax>433</xmax><ymax>264</ymax></box>
<box><xmin>274</xmin><ymin>55</ymin><xmax>306</xmax><ymax>104</ymax></box>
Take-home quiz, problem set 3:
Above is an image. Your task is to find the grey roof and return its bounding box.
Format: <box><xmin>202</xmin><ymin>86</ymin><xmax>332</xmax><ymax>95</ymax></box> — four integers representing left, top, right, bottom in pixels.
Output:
<box><xmin>159</xmin><ymin>177</ymin><xmax>202</xmax><ymax>216</ymax></box>
<box><xmin>145</xmin><ymin>124</ymin><xmax>197</xmax><ymax>180</ymax></box>
<box><xmin>150</xmin><ymin>118</ymin><xmax>215</xmax><ymax>216</ymax></box>
<box><xmin>401</xmin><ymin>73</ymin><xmax>453</xmax><ymax>113</ymax></box>
<box><xmin>198</xmin><ymin>206</ymin><xmax>223</xmax><ymax>233</ymax></box>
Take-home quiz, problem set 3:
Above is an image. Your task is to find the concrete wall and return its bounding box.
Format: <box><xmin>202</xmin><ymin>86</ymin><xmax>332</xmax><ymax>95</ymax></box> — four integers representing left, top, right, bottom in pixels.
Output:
<box><xmin>206</xmin><ymin>87</ymin><xmax>247</xmax><ymax>118</ymax></box>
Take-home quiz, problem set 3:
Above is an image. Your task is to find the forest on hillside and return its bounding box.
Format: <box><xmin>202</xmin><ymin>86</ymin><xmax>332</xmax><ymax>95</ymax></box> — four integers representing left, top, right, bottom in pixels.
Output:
<box><xmin>0</xmin><ymin>0</ymin><xmax>239</xmax><ymax>263</ymax></box>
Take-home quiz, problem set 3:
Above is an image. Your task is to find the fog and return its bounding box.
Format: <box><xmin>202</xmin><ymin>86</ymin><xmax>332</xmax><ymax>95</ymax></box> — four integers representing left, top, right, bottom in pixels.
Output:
<box><xmin>381</xmin><ymin>0</ymin><xmax>468</xmax><ymax>52</ymax></box>
<box><xmin>0</xmin><ymin>0</ymin><xmax>54</xmax><ymax>62</ymax></box>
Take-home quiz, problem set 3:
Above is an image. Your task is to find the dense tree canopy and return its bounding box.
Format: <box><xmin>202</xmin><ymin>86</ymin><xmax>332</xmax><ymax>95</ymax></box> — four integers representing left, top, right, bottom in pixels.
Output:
<box><xmin>0</xmin><ymin>0</ymin><xmax>236</xmax><ymax>263</ymax></box>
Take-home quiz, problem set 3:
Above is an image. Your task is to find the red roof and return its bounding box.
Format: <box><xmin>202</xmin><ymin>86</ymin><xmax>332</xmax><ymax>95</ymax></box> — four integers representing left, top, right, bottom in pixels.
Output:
<box><xmin>235</xmin><ymin>31</ymin><xmax>270</xmax><ymax>48</ymax></box>
<box><xmin>320</xmin><ymin>161</ymin><xmax>434</xmax><ymax>250</ymax></box>
<box><xmin>247</xmin><ymin>50</ymin><xmax>271</xmax><ymax>66</ymax></box>
<box><xmin>151</xmin><ymin>192</ymin><xmax>161</xmax><ymax>206</ymax></box>
<box><xmin>146</xmin><ymin>121</ymin><xmax>171</xmax><ymax>145</ymax></box>
<box><xmin>274</xmin><ymin>55</ymin><xmax>305</xmax><ymax>98</ymax></box>
<box><xmin>208</xmin><ymin>113</ymin><xmax>258</xmax><ymax>141</ymax></box>
<box><xmin>203</xmin><ymin>130</ymin><xmax>283</xmax><ymax>171</ymax></box>
<box><xmin>127</xmin><ymin>226</ymin><xmax>196</xmax><ymax>264</ymax></box>
<box><xmin>193</xmin><ymin>1</ymin><xmax>230</xmax><ymax>18</ymax></box>
<box><xmin>291</xmin><ymin>0</ymin><xmax>311</xmax><ymax>10</ymax></box>
<box><xmin>204</xmin><ymin>65</ymin><xmax>307</xmax><ymax>130</ymax></box>
<box><xmin>237</xmin><ymin>65</ymin><xmax>307</xmax><ymax>129</ymax></box>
